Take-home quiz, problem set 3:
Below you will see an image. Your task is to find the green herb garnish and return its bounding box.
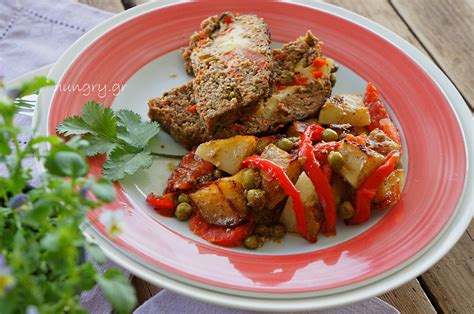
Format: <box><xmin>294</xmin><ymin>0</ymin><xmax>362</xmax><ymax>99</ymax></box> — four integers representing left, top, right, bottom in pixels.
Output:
<box><xmin>0</xmin><ymin>77</ymin><xmax>136</xmax><ymax>313</ymax></box>
<box><xmin>57</xmin><ymin>102</ymin><xmax>160</xmax><ymax>181</ymax></box>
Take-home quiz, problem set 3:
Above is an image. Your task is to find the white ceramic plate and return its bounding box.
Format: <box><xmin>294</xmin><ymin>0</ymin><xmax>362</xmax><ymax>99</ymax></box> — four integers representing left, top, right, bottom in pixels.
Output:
<box><xmin>35</xmin><ymin>0</ymin><xmax>473</xmax><ymax>311</ymax></box>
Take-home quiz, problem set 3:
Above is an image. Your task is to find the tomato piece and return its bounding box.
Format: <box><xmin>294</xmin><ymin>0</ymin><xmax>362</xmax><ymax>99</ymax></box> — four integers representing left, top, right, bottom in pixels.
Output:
<box><xmin>189</xmin><ymin>211</ymin><xmax>253</xmax><ymax>247</ymax></box>
<box><xmin>364</xmin><ymin>83</ymin><xmax>402</xmax><ymax>144</ymax></box>
<box><xmin>380</xmin><ymin>118</ymin><xmax>401</xmax><ymax>144</ymax></box>
<box><xmin>165</xmin><ymin>151</ymin><xmax>215</xmax><ymax>193</ymax></box>
<box><xmin>146</xmin><ymin>192</ymin><xmax>177</xmax><ymax>217</ymax></box>
<box><xmin>364</xmin><ymin>83</ymin><xmax>390</xmax><ymax>131</ymax></box>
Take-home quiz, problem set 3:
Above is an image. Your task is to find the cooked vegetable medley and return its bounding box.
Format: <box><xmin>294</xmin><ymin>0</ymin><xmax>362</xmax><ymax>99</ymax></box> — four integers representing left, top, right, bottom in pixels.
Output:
<box><xmin>147</xmin><ymin>83</ymin><xmax>404</xmax><ymax>249</ymax></box>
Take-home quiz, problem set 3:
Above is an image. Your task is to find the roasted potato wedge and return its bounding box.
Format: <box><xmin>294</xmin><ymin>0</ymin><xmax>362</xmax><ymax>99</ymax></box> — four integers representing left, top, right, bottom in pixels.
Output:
<box><xmin>195</xmin><ymin>135</ymin><xmax>257</xmax><ymax>175</ymax></box>
<box><xmin>281</xmin><ymin>172</ymin><xmax>321</xmax><ymax>241</ymax></box>
<box><xmin>260</xmin><ymin>144</ymin><xmax>302</xmax><ymax>209</ymax></box>
<box><xmin>190</xmin><ymin>179</ymin><xmax>247</xmax><ymax>227</ymax></box>
<box><xmin>373</xmin><ymin>169</ymin><xmax>404</xmax><ymax>209</ymax></box>
<box><xmin>217</xmin><ymin>177</ymin><xmax>247</xmax><ymax>215</ymax></box>
<box><xmin>331</xmin><ymin>175</ymin><xmax>354</xmax><ymax>206</ymax></box>
<box><xmin>319</xmin><ymin>94</ymin><xmax>370</xmax><ymax>127</ymax></box>
<box><xmin>336</xmin><ymin>141</ymin><xmax>385</xmax><ymax>189</ymax></box>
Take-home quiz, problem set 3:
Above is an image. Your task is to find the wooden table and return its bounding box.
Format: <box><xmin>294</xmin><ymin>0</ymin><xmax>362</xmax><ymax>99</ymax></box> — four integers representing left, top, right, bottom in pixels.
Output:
<box><xmin>81</xmin><ymin>1</ymin><xmax>474</xmax><ymax>312</ymax></box>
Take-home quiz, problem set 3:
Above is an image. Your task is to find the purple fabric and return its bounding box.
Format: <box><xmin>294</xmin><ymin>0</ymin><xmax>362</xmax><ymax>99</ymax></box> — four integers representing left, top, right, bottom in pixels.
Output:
<box><xmin>0</xmin><ymin>1</ymin><xmax>400</xmax><ymax>313</ymax></box>
<box><xmin>0</xmin><ymin>0</ymin><xmax>111</xmax><ymax>81</ymax></box>
<box><xmin>135</xmin><ymin>290</ymin><xmax>399</xmax><ymax>314</ymax></box>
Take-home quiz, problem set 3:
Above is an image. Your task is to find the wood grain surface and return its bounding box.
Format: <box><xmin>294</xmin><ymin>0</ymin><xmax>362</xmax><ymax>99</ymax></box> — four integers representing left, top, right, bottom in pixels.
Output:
<box><xmin>380</xmin><ymin>279</ymin><xmax>435</xmax><ymax>314</ymax></box>
<box><xmin>392</xmin><ymin>0</ymin><xmax>474</xmax><ymax>110</ymax></box>
<box><xmin>418</xmin><ymin>221</ymin><xmax>474</xmax><ymax>313</ymax></box>
<box><xmin>80</xmin><ymin>0</ymin><xmax>474</xmax><ymax>312</ymax></box>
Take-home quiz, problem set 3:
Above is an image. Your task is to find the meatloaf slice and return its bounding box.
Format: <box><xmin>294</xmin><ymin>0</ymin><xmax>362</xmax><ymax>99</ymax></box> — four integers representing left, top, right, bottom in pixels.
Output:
<box><xmin>182</xmin><ymin>12</ymin><xmax>273</xmax><ymax>134</ymax></box>
<box><xmin>149</xmin><ymin>31</ymin><xmax>335</xmax><ymax>149</ymax></box>
<box><xmin>213</xmin><ymin>31</ymin><xmax>334</xmax><ymax>138</ymax></box>
<box><xmin>148</xmin><ymin>82</ymin><xmax>208</xmax><ymax>148</ymax></box>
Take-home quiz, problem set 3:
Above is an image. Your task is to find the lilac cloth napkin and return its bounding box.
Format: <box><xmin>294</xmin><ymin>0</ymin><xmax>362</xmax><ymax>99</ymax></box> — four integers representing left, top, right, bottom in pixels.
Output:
<box><xmin>136</xmin><ymin>290</ymin><xmax>399</xmax><ymax>314</ymax></box>
<box><xmin>1</xmin><ymin>1</ymin><xmax>399</xmax><ymax>313</ymax></box>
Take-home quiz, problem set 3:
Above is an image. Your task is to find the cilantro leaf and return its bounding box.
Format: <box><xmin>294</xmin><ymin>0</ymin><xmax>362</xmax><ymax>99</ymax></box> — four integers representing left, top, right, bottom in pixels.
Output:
<box><xmin>57</xmin><ymin>102</ymin><xmax>161</xmax><ymax>181</ymax></box>
<box><xmin>81</xmin><ymin>101</ymin><xmax>117</xmax><ymax>138</ymax></box>
<box><xmin>82</xmin><ymin>134</ymin><xmax>117</xmax><ymax>156</ymax></box>
<box><xmin>116</xmin><ymin>110</ymin><xmax>160</xmax><ymax>149</ymax></box>
<box><xmin>56</xmin><ymin>101</ymin><xmax>116</xmax><ymax>141</ymax></box>
<box><xmin>102</xmin><ymin>148</ymin><xmax>154</xmax><ymax>181</ymax></box>
<box><xmin>56</xmin><ymin>116</ymin><xmax>92</xmax><ymax>136</ymax></box>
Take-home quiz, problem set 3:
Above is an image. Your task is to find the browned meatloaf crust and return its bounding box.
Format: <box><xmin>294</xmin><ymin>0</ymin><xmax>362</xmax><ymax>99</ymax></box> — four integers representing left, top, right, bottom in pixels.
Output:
<box><xmin>181</xmin><ymin>12</ymin><xmax>273</xmax><ymax>134</ymax></box>
<box><xmin>147</xmin><ymin>82</ymin><xmax>208</xmax><ymax>148</ymax></box>
<box><xmin>149</xmin><ymin>31</ymin><xmax>334</xmax><ymax>149</ymax></box>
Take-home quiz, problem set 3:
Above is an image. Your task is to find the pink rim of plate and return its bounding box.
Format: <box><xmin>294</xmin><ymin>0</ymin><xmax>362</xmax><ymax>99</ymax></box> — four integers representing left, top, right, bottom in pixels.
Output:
<box><xmin>47</xmin><ymin>0</ymin><xmax>466</xmax><ymax>294</ymax></box>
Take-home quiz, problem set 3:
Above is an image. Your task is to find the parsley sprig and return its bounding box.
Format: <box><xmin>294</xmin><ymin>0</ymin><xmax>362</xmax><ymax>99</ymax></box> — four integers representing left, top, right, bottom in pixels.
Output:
<box><xmin>57</xmin><ymin>102</ymin><xmax>160</xmax><ymax>181</ymax></box>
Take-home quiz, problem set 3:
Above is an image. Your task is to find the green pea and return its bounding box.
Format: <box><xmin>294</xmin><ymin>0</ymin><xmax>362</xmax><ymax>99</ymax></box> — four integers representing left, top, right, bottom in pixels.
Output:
<box><xmin>242</xmin><ymin>169</ymin><xmax>258</xmax><ymax>189</ymax></box>
<box><xmin>328</xmin><ymin>151</ymin><xmax>344</xmax><ymax>170</ymax></box>
<box><xmin>246</xmin><ymin>189</ymin><xmax>266</xmax><ymax>210</ymax></box>
<box><xmin>271</xmin><ymin>223</ymin><xmax>286</xmax><ymax>240</ymax></box>
<box><xmin>244</xmin><ymin>235</ymin><xmax>263</xmax><ymax>250</ymax></box>
<box><xmin>338</xmin><ymin>201</ymin><xmax>355</xmax><ymax>219</ymax></box>
<box><xmin>175</xmin><ymin>202</ymin><xmax>193</xmax><ymax>221</ymax></box>
<box><xmin>213</xmin><ymin>169</ymin><xmax>225</xmax><ymax>179</ymax></box>
<box><xmin>255</xmin><ymin>225</ymin><xmax>272</xmax><ymax>237</ymax></box>
<box><xmin>322</xmin><ymin>128</ymin><xmax>338</xmax><ymax>142</ymax></box>
<box><xmin>227</xmin><ymin>91</ymin><xmax>236</xmax><ymax>100</ymax></box>
<box><xmin>178</xmin><ymin>193</ymin><xmax>190</xmax><ymax>203</ymax></box>
<box><xmin>276</xmin><ymin>138</ymin><xmax>294</xmax><ymax>152</ymax></box>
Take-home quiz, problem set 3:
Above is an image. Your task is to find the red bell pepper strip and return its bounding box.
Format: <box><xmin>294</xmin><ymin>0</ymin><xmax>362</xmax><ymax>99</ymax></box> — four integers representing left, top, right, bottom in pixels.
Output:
<box><xmin>189</xmin><ymin>211</ymin><xmax>252</xmax><ymax>247</ymax></box>
<box><xmin>146</xmin><ymin>192</ymin><xmax>177</xmax><ymax>217</ymax></box>
<box><xmin>241</xmin><ymin>155</ymin><xmax>309</xmax><ymax>240</ymax></box>
<box><xmin>347</xmin><ymin>151</ymin><xmax>401</xmax><ymax>225</ymax></box>
<box><xmin>298</xmin><ymin>125</ymin><xmax>338</xmax><ymax>236</ymax></box>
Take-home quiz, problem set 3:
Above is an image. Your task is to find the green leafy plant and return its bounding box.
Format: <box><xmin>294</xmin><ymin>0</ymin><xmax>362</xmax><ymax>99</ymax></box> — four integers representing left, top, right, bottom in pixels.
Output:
<box><xmin>57</xmin><ymin>102</ymin><xmax>161</xmax><ymax>181</ymax></box>
<box><xmin>0</xmin><ymin>78</ymin><xmax>136</xmax><ymax>313</ymax></box>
